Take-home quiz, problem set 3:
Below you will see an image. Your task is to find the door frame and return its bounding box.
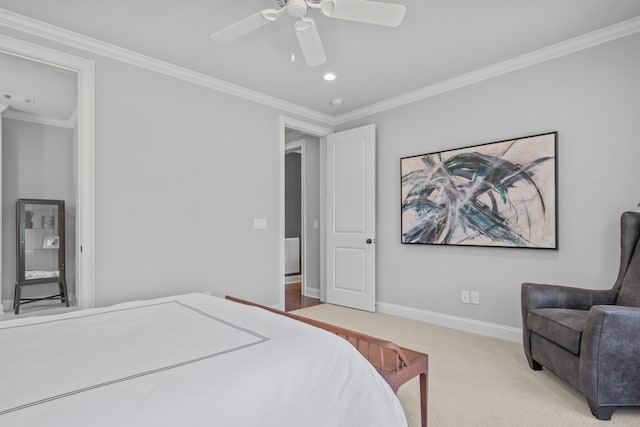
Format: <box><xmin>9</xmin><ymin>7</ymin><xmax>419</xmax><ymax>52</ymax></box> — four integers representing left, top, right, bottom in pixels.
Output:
<box><xmin>0</xmin><ymin>34</ymin><xmax>95</xmax><ymax>312</ymax></box>
<box><xmin>278</xmin><ymin>116</ymin><xmax>332</xmax><ymax>310</ymax></box>
<box><xmin>284</xmin><ymin>138</ymin><xmax>306</xmax><ymax>295</ymax></box>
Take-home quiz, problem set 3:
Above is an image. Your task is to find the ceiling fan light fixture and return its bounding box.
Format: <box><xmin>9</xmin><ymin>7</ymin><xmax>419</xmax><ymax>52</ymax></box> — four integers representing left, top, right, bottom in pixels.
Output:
<box><xmin>262</xmin><ymin>9</ymin><xmax>282</xmax><ymax>22</ymax></box>
<box><xmin>211</xmin><ymin>0</ymin><xmax>405</xmax><ymax>66</ymax></box>
<box><xmin>294</xmin><ymin>16</ymin><xmax>315</xmax><ymax>32</ymax></box>
<box><xmin>287</xmin><ymin>0</ymin><xmax>309</xmax><ymax>18</ymax></box>
<box><xmin>320</xmin><ymin>0</ymin><xmax>336</xmax><ymax>17</ymax></box>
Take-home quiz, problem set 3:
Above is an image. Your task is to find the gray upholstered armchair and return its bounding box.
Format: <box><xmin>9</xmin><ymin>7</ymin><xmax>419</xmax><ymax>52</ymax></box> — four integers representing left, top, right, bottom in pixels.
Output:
<box><xmin>521</xmin><ymin>211</ymin><xmax>640</xmax><ymax>420</ymax></box>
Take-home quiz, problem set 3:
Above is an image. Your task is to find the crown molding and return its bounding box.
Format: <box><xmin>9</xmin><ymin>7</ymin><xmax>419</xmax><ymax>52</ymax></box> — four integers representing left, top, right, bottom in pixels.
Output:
<box><xmin>3</xmin><ymin>108</ymin><xmax>75</xmax><ymax>128</ymax></box>
<box><xmin>334</xmin><ymin>15</ymin><xmax>640</xmax><ymax>125</ymax></box>
<box><xmin>1</xmin><ymin>8</ymin><xmax>639</xmax><ymax>128</ymax></box>
<box><xmin>0</xmin><ymin>8</ymin><xmax>336</xmax><ymax>127</ymax></box>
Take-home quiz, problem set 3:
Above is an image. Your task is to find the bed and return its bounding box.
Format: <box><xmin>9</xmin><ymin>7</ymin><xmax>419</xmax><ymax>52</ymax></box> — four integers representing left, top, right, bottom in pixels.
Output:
<box><xmin>1</xmin><ymin>293</ymin><xmax>410</xmax><ymax>426</ymax></box>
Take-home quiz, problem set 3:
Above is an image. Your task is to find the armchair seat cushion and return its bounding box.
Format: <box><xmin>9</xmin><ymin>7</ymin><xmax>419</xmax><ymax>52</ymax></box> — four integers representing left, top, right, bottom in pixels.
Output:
<box><xmin>527</xmin><ymin>308</ymin><xmax>589</xmax><ymax>355</ymax></box>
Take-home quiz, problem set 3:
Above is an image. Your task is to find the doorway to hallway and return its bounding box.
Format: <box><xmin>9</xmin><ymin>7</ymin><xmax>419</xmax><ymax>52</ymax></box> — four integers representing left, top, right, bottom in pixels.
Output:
<box><xmin>285</xmin><ymin>281</ymin><xmax>321</xmax><ymax>312</ymax></box>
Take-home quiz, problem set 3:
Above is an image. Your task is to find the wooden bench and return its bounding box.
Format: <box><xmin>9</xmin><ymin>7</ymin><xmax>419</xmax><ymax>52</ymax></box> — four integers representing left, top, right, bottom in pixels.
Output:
<box><xmin>226</xmin><ymin>296</ymin><xmax>428</xmax><ymax>427</ymax></box>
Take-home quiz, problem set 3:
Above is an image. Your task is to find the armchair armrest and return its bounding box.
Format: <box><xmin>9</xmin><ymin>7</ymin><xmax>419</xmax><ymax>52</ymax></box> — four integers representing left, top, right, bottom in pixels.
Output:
<box><xmin>520</xmin><ymin>283</ymin><xmax>618</xmax><ymax>369</ymax></box>
<box><xmin>579</xmin><ymin>305</ymin><xmax>640</xmax><ymax>415</ymax></box>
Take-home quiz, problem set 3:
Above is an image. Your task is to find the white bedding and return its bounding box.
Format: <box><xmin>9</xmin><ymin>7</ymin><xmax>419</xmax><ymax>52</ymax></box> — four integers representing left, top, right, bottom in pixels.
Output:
<box><xmin>0</xmin><ymin>293</ymin><xmax>407</xmax><ymax>427</ymax></box>
<box><xmin>24</xmin><ymin>270</ymin><xmax>60</xmax><ymax>280</ymax></box>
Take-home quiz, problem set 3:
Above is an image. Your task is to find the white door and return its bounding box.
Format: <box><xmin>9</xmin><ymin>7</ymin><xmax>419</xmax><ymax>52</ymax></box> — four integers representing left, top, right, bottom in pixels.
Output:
<box><xmin>326</xmin><ymin>124</ymin><xmax>376</xmax><ymax>312</ymax></box>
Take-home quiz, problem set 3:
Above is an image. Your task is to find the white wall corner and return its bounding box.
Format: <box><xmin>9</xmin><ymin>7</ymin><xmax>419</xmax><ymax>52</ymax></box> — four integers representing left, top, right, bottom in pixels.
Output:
<box><xmin>304</xmin><ymin>287</ymin><xmax>320</xmax><ymax>299</ymax></box>
<box><xmin>0</xmin><ymin>103</ymin><xmax>9</xmax><ymax>113</ymax></box>
<box><xmin>376</xmin><ymin>301</ymin><xmax>522</xmax><ymax>343</ymax></box>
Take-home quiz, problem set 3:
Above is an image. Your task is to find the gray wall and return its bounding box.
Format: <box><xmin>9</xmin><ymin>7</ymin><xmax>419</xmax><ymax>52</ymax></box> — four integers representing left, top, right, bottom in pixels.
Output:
<box><xmin>303</xmin><ymin>136</ymin><xmax>321</xmax><ymax>291</ymax></box>
<box><xmin>94</xmin><ymin>59</ymin><xmax>289</xmax><ymax>306</ymax></box>
<box><xmin>3</xmin><ymin>26</ymin><xmax>638</xmax><ymax>329</ymax></box>
<box><xmin>2</xmin><ymin>119</ymin><xmax>76</xmax><ymax>304</ymax></box>
<box><xmin>338</xmin><ymin>33</ymin><xmax>640</xmax><ymax>328</ymax></box>
<box><xmin>285</xmin><ymin>153</ymin><xmax>301</xmax><ymax>241</ymax></box>
<box><xmin>283</xmin><ymin>136</ymin><xmax>321</xmax><ymax>292</ymax></box>
<box><xmin>0</xmin><ymin>26</ymin><xmax>333</xmax><ymax>307</ymax></box>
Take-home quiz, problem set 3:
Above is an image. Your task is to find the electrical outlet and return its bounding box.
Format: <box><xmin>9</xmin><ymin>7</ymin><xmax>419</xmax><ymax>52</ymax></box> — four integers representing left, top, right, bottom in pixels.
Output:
<box><xmin>471</xmin><ymin>291</ymin><xmax>480</xmax><ymax>305</ymax></box>
<box><xmin>461</xmin><ymin>290</ymin><xmax>470</xmax><ymax>304</ymax></box>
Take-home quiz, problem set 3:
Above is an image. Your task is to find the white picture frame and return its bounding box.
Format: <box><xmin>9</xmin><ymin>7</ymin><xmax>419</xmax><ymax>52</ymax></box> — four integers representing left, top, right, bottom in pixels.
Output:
<box><xmin>43</xmin><ymin>236</ymin><xmax>60</xmax><ymax>249</ymax></box>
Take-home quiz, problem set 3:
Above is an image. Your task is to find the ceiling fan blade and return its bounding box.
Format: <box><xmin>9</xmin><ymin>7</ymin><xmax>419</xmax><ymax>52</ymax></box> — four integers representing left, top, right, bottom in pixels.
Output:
<box><xmin>294</xmin><ymin>17</ymin><xmax>327</xmax><ymax>67</ymax></box>
<box><xmin>210</xmin><ymin>9</ymin><xmax>281</xmax><ymax>43</ymax></box>
<box><xmin>320</xmin><ymin>0</ymin><xmax>406</xmax><ymax>27</ymax></box>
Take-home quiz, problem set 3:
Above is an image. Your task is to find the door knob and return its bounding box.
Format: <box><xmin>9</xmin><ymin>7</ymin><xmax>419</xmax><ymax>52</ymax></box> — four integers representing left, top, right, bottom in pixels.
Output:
<box><xmin>366</xmin><ymin>238</ymin><xmax>375</xmax><ymax>244</ymax></box>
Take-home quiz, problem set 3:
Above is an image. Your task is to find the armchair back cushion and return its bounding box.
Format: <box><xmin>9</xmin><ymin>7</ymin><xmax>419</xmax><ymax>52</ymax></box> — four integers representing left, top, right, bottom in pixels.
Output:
<box><xmin>616</xmin><ymin>238</ymin><xmax>640</xmax><ymax>307</ymax></box>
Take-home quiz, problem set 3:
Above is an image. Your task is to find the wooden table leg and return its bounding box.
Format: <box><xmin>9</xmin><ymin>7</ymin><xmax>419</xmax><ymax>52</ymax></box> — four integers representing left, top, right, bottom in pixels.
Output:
<box><xmin>420</xmin><ymin>372</ymin><xmax>428</xmax><ymax>427</ymax></box>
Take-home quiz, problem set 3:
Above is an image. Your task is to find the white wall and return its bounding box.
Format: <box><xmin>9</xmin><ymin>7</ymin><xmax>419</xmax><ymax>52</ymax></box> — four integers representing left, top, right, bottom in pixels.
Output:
<box><xmin>0</xmin><ymin>28</ymin><xmax>327</xmax><ymax>308</ymax></box>
<box><xmin>338</xmin><ymin>33</ymin><xmax>640</xmax><ymax>328</ymax></box>
<box><xmin>2</xmin><ymin>118</ymin><xmax>76</xmax><ymax>304</ymax></box>
<box><xmin>94</xmin><ymin>59</ymin><xmax>287</xmax><ymax>306</ymax></box>
<box><xmin>2</xmin><ymin>25</ymin><xmax>638</xmax><ymax>330</ymax></box>
<box><xmin>303</xmin><ymin>136</ymin><xmax>321</xmax><ymax>292</ymax></box>
<box><xmin>283</xmin><ymin>135</ymin><xmax>321</xmax><ymax>293</ymax></box>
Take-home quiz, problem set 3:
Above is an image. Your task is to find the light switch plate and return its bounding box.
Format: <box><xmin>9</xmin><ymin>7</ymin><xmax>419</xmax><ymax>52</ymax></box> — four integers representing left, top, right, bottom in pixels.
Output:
<box><xmin>471</xmin><ymin>291</ymin><xmax>480</xmax><ymax>305</ymax></box>
<box><xmin>461</xmin><ymin>290</ymin><xmax>470</xmax><ymax>304</ymax></box>
<box><xmin>253</xmin><ymin>218</ymin><xmax>267</xmax><ymax>229</ymax></box>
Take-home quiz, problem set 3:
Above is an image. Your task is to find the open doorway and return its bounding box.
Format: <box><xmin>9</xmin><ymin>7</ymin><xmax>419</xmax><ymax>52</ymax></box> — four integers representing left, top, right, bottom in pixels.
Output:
<box><xmin>284</xmin><ymin>128</ymin><xmax>322</xmax><ymax>312</ymax></box>
<box><xmin>279</xmin><ymin>117</ymin><xmax>332</xmax><ymax>312</ymax></box>
<box><xmin>1</xmin><ymin>52</ymin><xmax>77</xmax><ymax>318</ymax></box>
<box><xmin>0</xmin><ymin>34</ymin><xmax>95</xmax><ymax>319</ymax></box>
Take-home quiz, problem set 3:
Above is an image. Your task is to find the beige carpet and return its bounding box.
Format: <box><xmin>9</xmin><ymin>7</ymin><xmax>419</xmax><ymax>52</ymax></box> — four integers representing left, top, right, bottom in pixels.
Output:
<box><xmin>292</xmin><ymin>303</ymin><xmax>640</xmax><ymax>427</ymax></box>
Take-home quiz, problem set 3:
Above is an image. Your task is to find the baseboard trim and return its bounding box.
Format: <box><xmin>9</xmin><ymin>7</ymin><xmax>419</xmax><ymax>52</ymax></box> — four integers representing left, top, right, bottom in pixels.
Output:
<box><xmin>376</xmin><ymin>301</ymin><xmax>522</xmax><ymax>343</ymax></box>
<box><xmin>285</xmin><ymin>275</ymin><xmax>301</xmax><ymax>284</ymax></box>
<box><xmin>304</xmin><ymin>288</ymin><xmax>320</xmax><ymax>299</ymax></box>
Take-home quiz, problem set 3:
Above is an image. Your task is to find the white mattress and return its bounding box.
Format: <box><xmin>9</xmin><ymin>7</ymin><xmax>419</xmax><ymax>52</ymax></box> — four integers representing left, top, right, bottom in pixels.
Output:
<box><xmin>0</xmin><ymin>293</ymin><xmax>407</xmax><ymax>427</ymax></box>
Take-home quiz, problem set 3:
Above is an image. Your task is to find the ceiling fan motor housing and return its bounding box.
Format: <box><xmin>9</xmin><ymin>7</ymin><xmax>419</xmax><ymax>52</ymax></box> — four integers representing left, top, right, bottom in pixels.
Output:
<box><xmin>286</xmin><ymin>0</ymin><xmax>308</xmax><ymax>18</ymax></box>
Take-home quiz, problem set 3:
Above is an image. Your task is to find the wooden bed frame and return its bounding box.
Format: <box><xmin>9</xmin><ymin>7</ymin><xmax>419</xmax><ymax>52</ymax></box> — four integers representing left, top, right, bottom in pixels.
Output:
<box><xmin>226</xmin><ymin>296</ymin><xmax>428</xmax><ymax>427</ymax></box>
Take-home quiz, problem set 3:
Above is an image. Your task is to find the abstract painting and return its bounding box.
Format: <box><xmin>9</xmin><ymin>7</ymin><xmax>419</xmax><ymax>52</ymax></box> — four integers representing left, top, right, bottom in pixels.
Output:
<box><xmin>401</xmin><ymin>132</ymin><xmax>557</xmax><ymax>249</ymax></box>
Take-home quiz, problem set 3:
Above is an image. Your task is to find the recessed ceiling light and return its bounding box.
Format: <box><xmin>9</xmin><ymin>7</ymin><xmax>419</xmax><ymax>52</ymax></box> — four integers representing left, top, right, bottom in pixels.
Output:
<box><xmin>323</xmin><ymin>72</ymin><xmax>336</xmax><ymax>81</ymax></box>
<box><xmin>330</xmin><ymin>98</ymin><xmax>343</xmax><ymax>107</ymax></box>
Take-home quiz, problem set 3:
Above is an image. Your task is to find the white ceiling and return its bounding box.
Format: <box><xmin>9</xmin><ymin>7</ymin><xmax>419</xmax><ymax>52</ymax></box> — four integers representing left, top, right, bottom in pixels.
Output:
<box><xmin>0</xmin><ymin>1</ymin><xmax>639</xmax><ymax>117</ymax></box>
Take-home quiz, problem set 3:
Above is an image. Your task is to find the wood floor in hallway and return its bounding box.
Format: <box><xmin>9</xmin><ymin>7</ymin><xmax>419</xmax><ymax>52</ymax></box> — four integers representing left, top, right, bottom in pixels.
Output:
<box><xmin>285</xmin><ymin>281</ymin><xmax>322</xmax><ymax>312</ymax></box>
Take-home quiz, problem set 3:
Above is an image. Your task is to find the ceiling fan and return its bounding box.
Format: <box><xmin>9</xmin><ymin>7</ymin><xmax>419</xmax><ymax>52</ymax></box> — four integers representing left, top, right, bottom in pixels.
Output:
<box><xmin>210</xmin><ymin>0</ymin><xmax>406</xmax><ymax>67</ymax></box>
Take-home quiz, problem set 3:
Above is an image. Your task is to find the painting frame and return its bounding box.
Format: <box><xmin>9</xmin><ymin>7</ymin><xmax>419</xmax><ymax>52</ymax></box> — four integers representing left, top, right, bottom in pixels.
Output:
<box><xmin>400</xmin><ymin>132</ymin><xmax>558</xmax><ymax>249</ymax></box>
